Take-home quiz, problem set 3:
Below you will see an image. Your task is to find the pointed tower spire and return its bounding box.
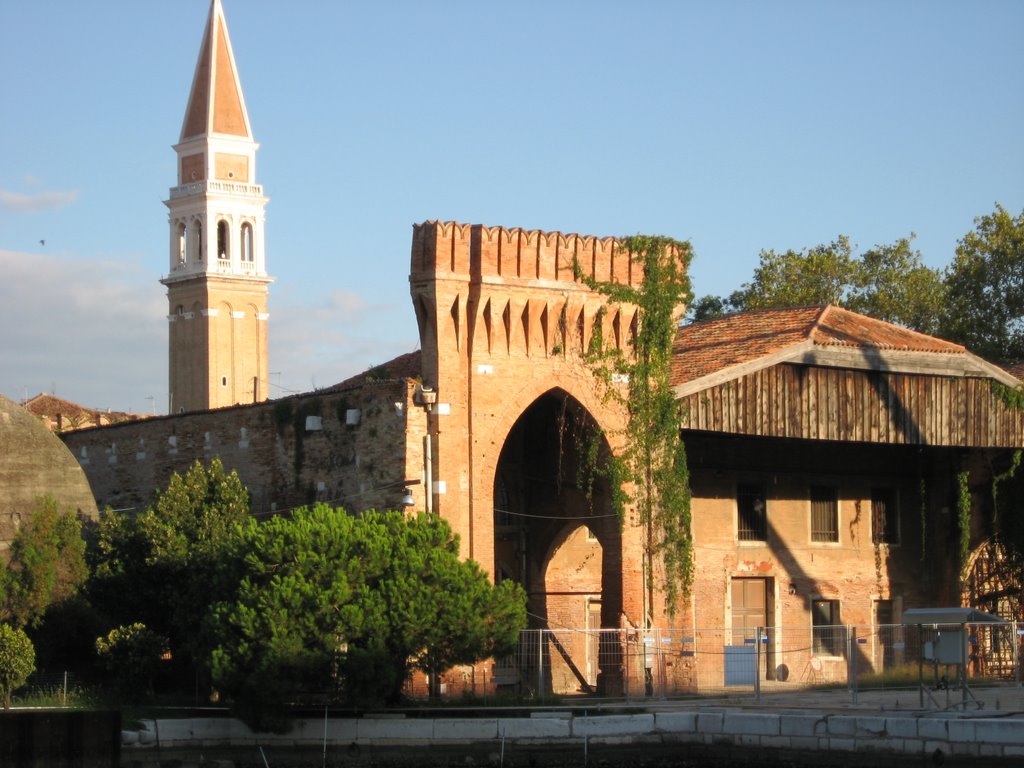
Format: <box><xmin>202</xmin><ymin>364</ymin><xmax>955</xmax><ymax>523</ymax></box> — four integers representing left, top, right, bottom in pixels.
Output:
<box><xmin>181</xmin><ymin>0</ymin><xmax>252</xmax><ymax>140</ymax></box>
<box><xmin>162</xmin><ymin>0</ymin><xmax>273</xmax><ymax>414</ymax></box>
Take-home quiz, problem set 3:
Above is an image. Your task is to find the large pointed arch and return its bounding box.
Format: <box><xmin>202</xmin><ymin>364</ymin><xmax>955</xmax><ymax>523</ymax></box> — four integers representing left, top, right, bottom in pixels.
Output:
<box><xmin>489</xmin><ymin>387</ymin><xmax>625</xmax><ymax>695</ymax></box>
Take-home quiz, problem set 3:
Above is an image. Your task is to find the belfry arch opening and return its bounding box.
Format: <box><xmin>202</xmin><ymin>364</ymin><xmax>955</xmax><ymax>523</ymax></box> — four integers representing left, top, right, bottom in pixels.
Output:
<box><xmin>176</xmin><ymin>222</ymin><xmax>187</xmax><ymax>265</ymax></box>
<box><xmin>217</xmin><ymin>219</ymin><xmax>230</xmax><ymax>260</ymax></box>
<box><xmin>241</xmin><ymin>222</ymin><xmax>254</xmax><ymax>262</ymax></box>
<box><xmin>492</xmin><ymin>389</ymin><xmax>623</xmax><ymax>695</ymax></box>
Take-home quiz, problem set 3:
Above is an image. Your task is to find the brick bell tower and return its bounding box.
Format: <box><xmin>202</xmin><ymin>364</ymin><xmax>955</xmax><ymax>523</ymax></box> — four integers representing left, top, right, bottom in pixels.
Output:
<box><xmin>162</xmin><ymin>0</ymin><xmax>272</xmax><ymax>414</ymax></box>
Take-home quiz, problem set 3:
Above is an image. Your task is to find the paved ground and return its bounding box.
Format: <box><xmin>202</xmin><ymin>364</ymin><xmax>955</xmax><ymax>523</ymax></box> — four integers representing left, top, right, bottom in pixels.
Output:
<box><xmin>636</xmin><ymin>683</ymin><xmax>1024</xmax><ymax>718</ymax></box>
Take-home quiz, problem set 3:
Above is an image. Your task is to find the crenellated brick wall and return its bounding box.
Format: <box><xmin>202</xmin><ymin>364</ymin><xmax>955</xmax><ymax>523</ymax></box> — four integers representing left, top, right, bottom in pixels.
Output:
<box><xmin>408</xmin><ymin>220</ymin><xmax>683</xmax><ymax>674</ymax></box>
<box><xmin>410</xmin><ymin>221</ymin><xmax>640</xmax><ymax>286</ymax></box>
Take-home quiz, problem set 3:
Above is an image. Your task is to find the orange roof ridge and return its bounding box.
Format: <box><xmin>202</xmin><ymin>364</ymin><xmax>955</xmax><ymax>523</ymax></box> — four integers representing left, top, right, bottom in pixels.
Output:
<box><xmin>806</xmin><ymin>304</ymin><xmax>832</xmax><ymax>339</ymax></box>
<box><xmin>812</xmin><ymin>305</ymin><xmax>967</xmax><ymax>354</ymax></box>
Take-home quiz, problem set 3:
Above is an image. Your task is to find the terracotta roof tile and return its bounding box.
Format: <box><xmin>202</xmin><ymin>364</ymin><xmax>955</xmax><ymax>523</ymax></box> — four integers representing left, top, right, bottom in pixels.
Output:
<box><xmin>21</xmin><ymin>393</ymin><xmax>143</xmax><ymax>431</ymax></box>
<box><xmin>1002</xmin><ymin>361</ymin><xmax>1024</xmax><ymax>383</ymax></box>
<box><xmin>671</xmin><ymin>305</ymin><xmax>966</xmax><ymax>386</ymax></box>
<box><xmin>327</xmin><ymin>351</ymin><xmax>423</xmax><ymax>391</ymax></box>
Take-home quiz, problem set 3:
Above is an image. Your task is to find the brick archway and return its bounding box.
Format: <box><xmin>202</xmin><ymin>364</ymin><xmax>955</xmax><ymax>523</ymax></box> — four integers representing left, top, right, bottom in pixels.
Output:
<box><xmin>410</xmin><ymin>220</ymin><xmax>651</xmax><ymax>639</ymax></box>
<box><xmin>489</xmin><ymin>389</ymin><xmax>624</xmax><ymax>629</ymax></box>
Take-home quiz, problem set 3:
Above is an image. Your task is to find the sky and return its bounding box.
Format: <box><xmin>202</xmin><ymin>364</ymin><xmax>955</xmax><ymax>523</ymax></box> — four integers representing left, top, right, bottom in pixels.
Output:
<box><xmin>1</xmin><ymin>0</ymin><xmax>1022</xmax><ymax>415</ymax></box>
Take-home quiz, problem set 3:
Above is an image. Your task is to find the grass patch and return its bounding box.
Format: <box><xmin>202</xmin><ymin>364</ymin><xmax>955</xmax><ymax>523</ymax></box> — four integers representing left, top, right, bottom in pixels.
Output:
<box><xmin>14</xmin><ymin>684</ymin><xmax>107</xmax><ymax>709</ymax></box>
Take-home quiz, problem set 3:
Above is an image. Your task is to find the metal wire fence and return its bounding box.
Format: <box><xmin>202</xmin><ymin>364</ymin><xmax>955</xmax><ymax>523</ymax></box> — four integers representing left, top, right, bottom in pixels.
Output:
<box><xmin>489</xmin><ymin>621</ymin><xmax>1023</xmax><ymax>704</ymax></box>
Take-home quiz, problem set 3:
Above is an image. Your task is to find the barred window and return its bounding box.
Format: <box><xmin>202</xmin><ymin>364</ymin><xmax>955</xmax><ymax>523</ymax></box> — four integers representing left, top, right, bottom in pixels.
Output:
<box><xmin>810</xmin><ymin>486</ymin><xmax>838</xmax><ymax>543</ymax></box>
<box><xmin>871</xmin><ymin>487</ymin><xmax>899</xmax><ymax>544</ymax></box>
<box><xmin>737</xmin><ymin>484</ymin><xmax>767</xmax><ymax>541</ymax></box>
<box><xmin>812</xmin><ymin>599</ymin><xmax>843</xmax><ymax>656</ymax></box>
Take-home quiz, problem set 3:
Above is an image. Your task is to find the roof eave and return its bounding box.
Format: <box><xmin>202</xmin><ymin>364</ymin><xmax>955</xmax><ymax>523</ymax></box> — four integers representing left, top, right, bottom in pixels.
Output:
<box><xmin>674</xmin><ymin>342</ymin><xmax>1020</xmax><ymax>399</ymax></box>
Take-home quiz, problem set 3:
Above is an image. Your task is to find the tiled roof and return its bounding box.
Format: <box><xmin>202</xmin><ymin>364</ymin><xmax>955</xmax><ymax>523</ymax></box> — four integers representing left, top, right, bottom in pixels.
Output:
<box><xmin>22</xmin><ymin>393</ymin><xmax>143</xmax><ymax>431</ymax></box>
<box><xmin>1002</xmin><ymin>361</ymin><xmax>1024</xmax><ymax>383</ymax></box>
<box><xmin>671</xmin><ymin>305</ymin><xmax>967</xmax><ymax>386</ymax></box>
<box><xmin>327</xmin><ymin>351</ymin><xmax>423</xmax><ymax>391</ymax></box>
<box><xmin>23</xmin><ymin>394</ymin><xmax>97</xmax><ymax>421</ymax></box>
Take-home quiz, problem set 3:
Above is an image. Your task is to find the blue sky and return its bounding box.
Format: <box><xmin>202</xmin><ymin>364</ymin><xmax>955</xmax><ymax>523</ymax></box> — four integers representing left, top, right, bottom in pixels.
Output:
<box><xmin>1</xmin><ymin>0</ymin><xmax>1021</xmax><ymax>414</ymax></box>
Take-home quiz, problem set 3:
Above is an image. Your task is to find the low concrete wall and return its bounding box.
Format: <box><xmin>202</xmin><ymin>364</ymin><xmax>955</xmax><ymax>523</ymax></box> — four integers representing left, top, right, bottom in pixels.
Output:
<box><xmin>123</xmin><ymin>709</ymin><xmax>1024</xmax><ymax>764</ymax></box>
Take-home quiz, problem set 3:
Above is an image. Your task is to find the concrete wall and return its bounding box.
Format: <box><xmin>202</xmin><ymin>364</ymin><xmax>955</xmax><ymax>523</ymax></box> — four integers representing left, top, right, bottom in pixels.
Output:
<box><xmin>0</xmin><ymin>395</ymin><xmax>98</xmax><ymax>556</ymax></box>
<box><xmin>122</xmin><ymin>710</ymin><xmax>1024</xmax><ymax>763</ymax></box>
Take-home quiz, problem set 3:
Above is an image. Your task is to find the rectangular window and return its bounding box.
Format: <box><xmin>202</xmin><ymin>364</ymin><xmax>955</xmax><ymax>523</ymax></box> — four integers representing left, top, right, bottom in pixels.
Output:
<box><xmin>812</xmin><ymin>599</ymin><xmax>842</xmax><ymax>656</ymax></box>
<box><xmin>871</xmin><ymin>487</ymin><xmax>899</xmax><ymax>544</ymax></box>
<box><xmin>737</xmin><ymin>483</ymin><xmax>767</xmax><ymax>541</ymax></box>
<box><xmin>810</xmin><ymin>486</ymin><xmax>839</xmax><ymax>542</ymax></box>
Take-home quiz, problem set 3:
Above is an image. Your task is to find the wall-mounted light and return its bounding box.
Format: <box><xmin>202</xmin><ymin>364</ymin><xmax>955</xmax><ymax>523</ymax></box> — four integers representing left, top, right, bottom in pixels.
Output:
<box><xmin>401</xmin><ymin>488</ymin><xmax>416</xmax><ymax>507</ymax></box>
<box><xmin>414</xmin><ymin>384</ymin><xmax>438</xmax><ymax>409</ymax></box>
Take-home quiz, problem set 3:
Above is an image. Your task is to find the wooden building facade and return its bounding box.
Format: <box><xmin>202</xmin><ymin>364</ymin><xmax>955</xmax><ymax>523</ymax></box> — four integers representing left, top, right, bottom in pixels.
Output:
<box><xmin>670</xmin><ymin>306</ymin><xmax>1024</xmax><ymax>686</ymax></box>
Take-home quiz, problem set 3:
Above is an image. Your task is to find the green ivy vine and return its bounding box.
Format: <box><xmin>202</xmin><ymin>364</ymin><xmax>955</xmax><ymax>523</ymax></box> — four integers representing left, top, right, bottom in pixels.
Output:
<box><xmin>991</xmin><ymin>449</ymin><xmax>1023</xmax><ymax>530</ymax></box>
<box><xmin>571</xmin><ymin>414</ymin><xmax>628</xmax><ymax>521</ymax></box>
<box><xmin>574</xmin><ymin>234</ymin><xmax>694</xmax><ymax>618</ymax></box>
<box><xmin>991</xmin><ymin>381</ymin><xmax>1024</xmax><ymax>410</ymax></box>
<box><xmin>956</xmin><ymin>470</ymin><xmax>971</xmax><ymax>579</ymax></box>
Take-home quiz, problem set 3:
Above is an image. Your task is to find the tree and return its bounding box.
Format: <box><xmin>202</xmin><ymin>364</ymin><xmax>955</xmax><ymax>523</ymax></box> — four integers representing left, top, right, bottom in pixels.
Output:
<box><xmin>0</xmin><ymin>623</ymin><xmax>35</xmax><ymax>709</ymax></box>
<box><xmin>209</xmin><ymin>505</ymin><xmax>526</xmax><ymax>730</ymax></box>
<box><xmin>688</xmin><ymin>235</ymin><xmax>946</xmax><ymax>335</ymax></box>
<box><xmin>0</xmin><ymin>496</ymin><xmax>88</xmax><ymax>629</ymax></box>
<box><xmin>95</xmin><ymin>623</ymin><xmax>169</xmax><ymax>701</ymax></box>
<box><xmin>577</xmin><ymin>235</ymin><xmax>694</xmax><ymax>617</ymax></box>
<box><xmin>942</xmin><ymin>204</ymin><xmax>1024</xmax><ymax>361</ymax></box>
<box><xmin>687</xmin><ymin>294</ymin><xmax>731</xmax><ymax>323</ymax></box>
<box><xmin>88</xmin><ymin>458</ymin><xmax>250</xmax><ymax>679</ymax></box>
<box><xmin>848</xmin><ymin>237</ymin><xmax>947</xmax><ymax>335</ymax></box>
<box><xmin>731</xmin><ymin>236</ymin><xmax>855</xmax><ymax>311</ymax></box>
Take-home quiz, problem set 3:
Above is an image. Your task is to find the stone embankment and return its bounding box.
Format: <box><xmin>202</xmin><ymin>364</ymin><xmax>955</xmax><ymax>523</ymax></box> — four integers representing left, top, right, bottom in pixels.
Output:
<box><xmin>121</xmin><ymin>706</ymin><xmax>1024</xmax><ymax>767</ymax></box>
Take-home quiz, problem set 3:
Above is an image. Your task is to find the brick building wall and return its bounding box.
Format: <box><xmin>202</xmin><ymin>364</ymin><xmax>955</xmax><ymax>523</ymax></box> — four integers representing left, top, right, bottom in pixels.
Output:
<box><xmin>63</xmin><ymin>379</ymin><xmax>425</xmax><ymax>518</ymax></box>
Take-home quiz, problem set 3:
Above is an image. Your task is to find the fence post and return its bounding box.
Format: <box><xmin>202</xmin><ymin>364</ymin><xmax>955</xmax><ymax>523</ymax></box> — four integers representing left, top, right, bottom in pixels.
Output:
<box><xmin>538</xmin><ymin>630</ymin><xmax>544</xmax><ymax>703</ymax></box>
<box><xmin>755</xmin><ymin>626</ymin><xmax>762</xmax><ymax>703</ymax></box>
<box><xmin>1016</xmin><ymin>621</ymin><xmax>1021</xmax><ymax>688</ymax></box>
<box><xmin>623</xmin><ymin>630</ymin><xmax>629</xmax><ymax>702</ymax></box>
<box><xmin>848</xmin><ymin>625</ymin><xmax>858</xmax><ymax>705</ymax></box>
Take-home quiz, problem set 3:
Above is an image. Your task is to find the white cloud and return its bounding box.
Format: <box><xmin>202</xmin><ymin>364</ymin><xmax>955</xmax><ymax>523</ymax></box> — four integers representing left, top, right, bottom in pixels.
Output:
<box><xmin>0</xmin><ymin>188</ymin><xmax>80</xmax><ymax>213</ymax></box>
<box><xmin>0</xmin><ymin>249</ymin><xmax>165</xmax><ymax>413</ymax></box>
<box><xmin>0</xmin><ymin>250</ymin><xmax>420</xmax><ymax>411</ymax></box>
<box><xmin>269</xmin><ymin>289</ymin><xmax>417</xmax><ymax>396</ymax></box>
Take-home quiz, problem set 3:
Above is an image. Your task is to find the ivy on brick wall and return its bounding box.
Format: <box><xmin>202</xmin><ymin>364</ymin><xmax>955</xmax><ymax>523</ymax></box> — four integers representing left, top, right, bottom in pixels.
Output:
<box><xmin>575</xmin><ymin>234</ymin><xmax>694</xmax><ymax>618</ymax></box>
<box><xmin>957</xmin><ymin>470</ymin><xmax>971</xmax><ymax>580</ymax></box>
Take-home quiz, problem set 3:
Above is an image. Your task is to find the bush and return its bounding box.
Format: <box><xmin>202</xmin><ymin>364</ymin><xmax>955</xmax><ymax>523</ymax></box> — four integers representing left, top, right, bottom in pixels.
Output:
<box><xmin>95</xmin><ymin>623</ymin><xmax>168</xmax><ymax>700</ymax></box>
<box><xmin>0</xmin><ymin>623</ymin><xmax>36</xmax><ymax>709</ymax></box>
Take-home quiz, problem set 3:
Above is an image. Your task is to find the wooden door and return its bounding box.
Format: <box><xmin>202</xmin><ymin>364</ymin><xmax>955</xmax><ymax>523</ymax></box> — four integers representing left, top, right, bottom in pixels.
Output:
<box><xmin>732</xmin><ymin>578</ymin><xmax>767</xmax><ymax>644</ymax></box>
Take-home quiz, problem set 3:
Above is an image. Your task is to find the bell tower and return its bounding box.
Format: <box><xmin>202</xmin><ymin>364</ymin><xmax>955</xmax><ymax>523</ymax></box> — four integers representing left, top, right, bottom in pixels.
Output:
<box><xmin>162</xmin><ymin>0</ymin><xmax>272</xmax><ymax>414</ymax></box>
